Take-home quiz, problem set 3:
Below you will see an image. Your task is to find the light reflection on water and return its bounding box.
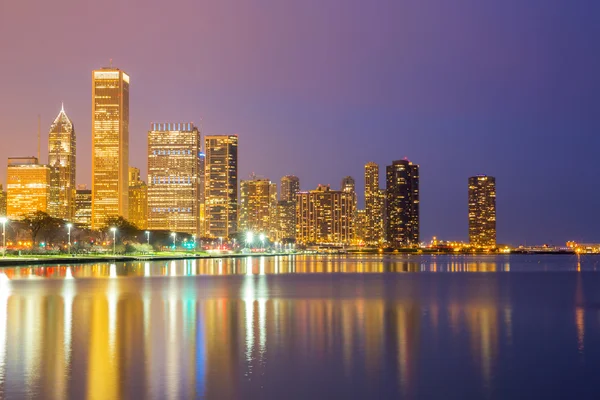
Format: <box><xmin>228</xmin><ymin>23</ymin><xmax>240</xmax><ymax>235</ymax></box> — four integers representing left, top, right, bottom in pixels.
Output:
<box><xmin>0</xmin><ymin>255</ymin><xmax>600</xmax><ymax>399</ymax></box>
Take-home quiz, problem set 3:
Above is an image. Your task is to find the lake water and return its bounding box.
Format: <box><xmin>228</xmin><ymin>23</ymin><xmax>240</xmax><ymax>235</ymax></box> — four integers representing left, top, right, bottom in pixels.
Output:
<box><xmin>1</xmin><ymin>254</ymin><xmax>600</xmax><ymax>399</ymax></box>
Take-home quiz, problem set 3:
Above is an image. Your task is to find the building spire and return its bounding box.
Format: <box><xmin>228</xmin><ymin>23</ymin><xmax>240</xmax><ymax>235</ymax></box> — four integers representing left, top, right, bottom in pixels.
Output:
<box><xmin>61</xmin><ymin>102</ymin><xmax>64</xmax><ymax>113</ymax></box>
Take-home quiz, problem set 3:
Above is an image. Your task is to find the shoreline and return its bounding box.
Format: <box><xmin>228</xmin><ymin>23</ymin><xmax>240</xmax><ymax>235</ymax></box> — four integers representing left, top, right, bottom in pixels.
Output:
<box><xmin>0</xmin><ymin>250</ymin><xmax>586</xmax><ymax>267</ymax></box>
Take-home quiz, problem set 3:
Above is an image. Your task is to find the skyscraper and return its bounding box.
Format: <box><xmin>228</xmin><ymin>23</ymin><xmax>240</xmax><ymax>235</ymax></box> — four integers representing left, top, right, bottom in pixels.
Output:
<box><xmin>365</xmin><ymin>162</ymin><xmax>384</xmax><ymax>245</ymax></box>
<box><xmin>128</xmin><ymin>167</ymin><xmax>148</xmax><ymax>230</ymax></box>
<box><xmin>341</xmin><ymin>176</ymin><xmax>357</xmax><ymax>242</ymax></box>
<box><xmin>91</xmin><ymin>67</ymin><xmax>130</xmax><ymax>229</ymax></box>
<box><xmin>468</xmin><ymin>175</ymin><xmax>497</xmax><ymax>248</ymax></box>
<box><xmin>280</xmin><ymin>175</ymin><xmax>300</xmax><ymax>202</ymax></box>
<box><xmin>239</xmin><ymin>177</ymin><xmax>277</xmax><ymax>238</ymax></box>
<box><xmin>296</xmin><ymin>185</ymin><xmax>355</xmax><ymax>245</ymax></box>
<box><xmin>385</xmin><ymin>159</ymin><xmax>419</xmax><ymax>247</ymax></box>
<box><xmin>204</xmin><ymin>135</ymin><xmax>238</xmax><ymax>239</ymax></box>
<box><xmin>48</xmin><ymin>104</ymin><xmax>76</xmax><ymax>220</ymax></box>
<box><xmin>6</xmin><ymin>157</ymin><xmax>50</xmax><ymax>219</ymax></box>
<box><xmin>147</xmin><ymin>123</ymin><xmax>202</xmax><ymax>234</ymax></box>
<box><xmin>74</xmin><ymin>185</ymin><xmax>92</xmax><ymax>228</ymax></box>
<box><xmin>0</xmin><ymin>184</ymin><xmax>6</xmax><ymax>217</ymax></box>
<box><xmin>277</xmin><ymin>175</ymin><xmax>300</xmax><ymax>241</ymax></box>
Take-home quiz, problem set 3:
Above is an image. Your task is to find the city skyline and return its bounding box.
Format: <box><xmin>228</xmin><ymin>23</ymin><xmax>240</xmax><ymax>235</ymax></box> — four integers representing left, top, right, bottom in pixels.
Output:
<box><xmin>1</xmin><ymin>0</ymin><xmax>599</xmax><ymax>244</ymax></box>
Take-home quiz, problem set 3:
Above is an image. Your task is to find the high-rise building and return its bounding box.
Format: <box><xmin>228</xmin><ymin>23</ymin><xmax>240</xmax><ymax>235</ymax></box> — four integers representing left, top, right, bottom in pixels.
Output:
<box><xmin>355</xmin><ymin>209</ymin><xmax>367</xmax><ymax>243</ymax></box>
<box><xmin>239</xmin><ymin>177</ymin><xmax>277</xmax><ymax>238</ymax></box>
<box><xmin>74</xmin><ymin>185</ymin><xmax>92</xmax><ymax>228</ymax></box>
<box><xmin>199</xmin><ymin>152</ymin><xmax>206</xmax><ymax>237</ymax></box>
<box><xmin>341</xmin><ymin>176</ymin><xmax>357</xmax><ymax>242</ymax></box>
<box><xmin>147</xmin><ymin>123</ymin><xmax>202</xmax><ymax>234</ymax></box>
<box><xmin>128</xmin><ymin>167</ymin><xmax>148</xmax><ymax>230</ymax></box>
<box><xmin>48</xmin><ymin>104</ymin><xmax>76</xmax><ymax>220</ymax></box>
<box><xmin>0</xmin><ymin>184</ymin><xmax>6</xmax><ymax>216</ymax></box>
<box><xmin>92</xmin><ymin>67</ymin><xmax>130</xmax><ymax>229</ymax></box>
<box><xmin>6</xmin><ymin>157</ymin><xmax>50</xmax><ymax>219</ymax></box>
<box><xmin>277</xmin><ymin>175</ymin><xmax>300</xmax><ymax>241</ymax></box>
<box><xmin>296</xmin><ymin>185</ymin><xmax>355</xmax><ymax>245</ymax></box>
<box><xmin>365</xmin><ymin>162</ymin><xmax>384</xmax><ymax>245</ymax></box>
<box><xmin>204</xmin><ymin>135</ymin><xmax>238</xmax><ymax>239</ymax></box>
<box><xmin>385</xmin><ymin>159</ymin><xmax>419</xmax><ymax>247</ymax></box>
<box><xmin>468</xmin><ymin>175</ymin><xmax>497</xmax><ymax>248</ymax></box>
<box><xmin>277</xmin><ymin>200</ymin><xmax>296</xmax><ymax>241</ymax></box>
<box><xmin>280</xmin><ymin>175</ymin><xmax>300</xmax><ymax>202</ymax></box>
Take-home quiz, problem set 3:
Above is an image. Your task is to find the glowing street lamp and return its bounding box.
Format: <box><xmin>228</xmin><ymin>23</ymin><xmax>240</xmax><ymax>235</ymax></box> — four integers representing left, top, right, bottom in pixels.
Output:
<box><xmin>66</xmin><ymin>223</ymin><xmax>73</xmax><ymax>255</ymax></box>
<box><xmin>219</xmin><ymin>237</ymin><xmax>223</xmax><ymax>249</ymax></box>
<box><xmin>246</xmin><ymin>231</ymin><xmax>254</xmax><ymax>249</ymax></box>
<box><xmin>110</xmin><ymin>227</ymin><xmax>117</xmax><ymax>256</ymax></box>
<box><xmin>171</xmin><ymin>232</ymin><xmax>177</xmax><ymax>250</ymax></box>
<box><xmin>192</xmin><ymin>234</ymin><xmax>197</xmax><ymax>251</ymax></box>
<box><xmin>259</xmin><ymin>233</ymin><xmax>265</xmax><ymax>251</ymax></box>
<box><xmin>0</xmin><ymin>217</ymin><xmax>7</xmax><ymax>258</ymax></box>
<box><xmin>145</xmin><ymin>230</ymin><xmax>150</xmax><ymax>245</ymax></box>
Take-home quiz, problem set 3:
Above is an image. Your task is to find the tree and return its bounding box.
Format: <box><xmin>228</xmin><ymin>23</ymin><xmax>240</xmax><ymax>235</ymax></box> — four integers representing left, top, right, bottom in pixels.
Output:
<box><xmin>102</xmin><ymin>216</ymin><xmax>140</xmax><ymax>243</ymax></box>
<box><xmin>22</xmin><ymin>211</ymin><xmax>58</xmax><ymax>246</ymax></box>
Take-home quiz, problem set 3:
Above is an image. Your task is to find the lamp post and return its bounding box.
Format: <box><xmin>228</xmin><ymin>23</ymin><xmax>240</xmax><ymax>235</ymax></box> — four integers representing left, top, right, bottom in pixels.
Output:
<box><xmin>0</xmin><ymin>217</ymin><xmax>7</xmax><ymax>258</ymax></box>
<box><xmin>66</xmin><ymin>223</ymin><xmax>72</xmax><ymax>255</ymax></box>
<box><xmin>145</xmin><ymin>230</ymin><xmax>150</xmax><ymax>245</ymax></box>
<box><xmin>111</xmin><ymin>227</ymin><xmax>117</xmax><ymax>256</ymax></box>
<box><xmin>233</xmin><ymin>238</ymin><xmax>236</xmax><ymax>250</ymax></box>
<box><xmin>171</xmin><ymin>232</ymin><xmax>176</xmax><ymax>251</ymax></box>
<box><xmin>219</xmin><ymin>237</ymin><xmax>223</xmax><ymax>250</ymax></box>
<box><xmin>192</xmin><ymin>234</ymin><xmax>196</xmax><ymax>252</ymax></box>
<box><xmin>259</xmin><ymin>233</ymin><xmax>265</xmax><ymax>251</ymax></box>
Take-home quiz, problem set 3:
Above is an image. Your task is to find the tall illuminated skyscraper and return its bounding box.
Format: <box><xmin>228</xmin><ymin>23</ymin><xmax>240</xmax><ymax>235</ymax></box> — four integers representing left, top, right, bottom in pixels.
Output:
<box><xmin>280</xmin><ymin>175</ymin><xmax>300</xmax><ymax>202</ymax></box>
<box><xmin>469</xmin><ymin>175</ymin><xmax>497</xmax><ymax>248</ymax></box>
<box><xmin>240</xmin><ymin>177</ymin><xmax>277</xmax><ymax>238</ymax></box>
<box><xmin>91</xmin><ymin>67</ymin><xmax>130</xmax><ymax>229</ymax></box>
<box><xmin>48</xmin><ymin>104</ymin><xmax>76</xmax><ymax>220</ymax></box>
<box><xmin>204</xmin><ymin>135</ymin><xmax>238</xmax><ymax>238</ymax></box>
<box><xmin>296</xmin><ymin>185</ymin><xmax>355</xmax><ymax>244</ymax></box>
<box><xmin>385</xmin><ymin>159</ymin><xmax>419</xmax><ymax>247</ymax></box>
<box><xmin>74</xmin><ymin>184</ymin><xmax>92</xmax><ymax>228</ymax></box>
<box><xmin>147</xmin><ymin>123</ymin><xmax>201</xmax><ymax>234</ymax></box>
<box><xmin>128</xmin><ymin>167</ymin><xmax>148</xmax><ymax>230</ymax></box>
<box><xmin>0</xmin><ymin>184</ymin><xmax>6</xmax><ymax>216</ymax></box>
<box><xmin>365</xmin><ymin>162</ymin><xmax>383</xmax><ymax>245</ymax></box>
<box><xmin>6</xmin><ymin>157</ymin><xmax>50</xmax><ymax>219</ymax></box>
<box><xmin>277</xmin><ymin>175</ymin><xmax>300</xmax><ymax>240</ymax></box>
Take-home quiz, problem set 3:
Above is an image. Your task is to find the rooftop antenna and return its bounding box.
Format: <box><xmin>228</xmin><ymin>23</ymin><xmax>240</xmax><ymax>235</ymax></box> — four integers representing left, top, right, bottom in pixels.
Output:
<box><xmin>109</xmin><ymin>58</ymin><xmax>113</xmax><ymax>68</ymax></box>
<box><xmin>37</xmin><ymin>114</ymin><xmax>41</xmax><ymax>163</ymax></box>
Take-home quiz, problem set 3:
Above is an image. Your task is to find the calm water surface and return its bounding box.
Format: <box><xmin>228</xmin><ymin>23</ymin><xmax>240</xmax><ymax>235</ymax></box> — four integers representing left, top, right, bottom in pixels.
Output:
<box><xmin>1</xmin><ymin>254</ymin><xmax>600</xmax><ymax>399</ymax></box>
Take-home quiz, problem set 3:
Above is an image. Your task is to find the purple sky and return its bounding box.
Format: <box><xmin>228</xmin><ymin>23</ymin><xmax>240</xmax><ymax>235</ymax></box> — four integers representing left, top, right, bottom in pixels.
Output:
<box><xmin>1</xmin><ymin>0</ymin><xmax>599</xmax><ymax>245</ymax></box>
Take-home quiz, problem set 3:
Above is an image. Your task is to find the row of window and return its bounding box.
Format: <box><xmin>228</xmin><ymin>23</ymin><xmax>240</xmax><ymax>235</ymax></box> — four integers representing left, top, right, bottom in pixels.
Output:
<box><xmin>151</xmin><ymin>176</ymin><xmax>192</xmax><ymax>184</ymax></box>
<box><xmin>151</xmin><ymin>207</ymin><xmax>193</xmax><ymax>213</ymax></box>
<box><xmin>152</xmin><ymin>149</ymin><xmax>194</xmax><ymax>156</ymax></box>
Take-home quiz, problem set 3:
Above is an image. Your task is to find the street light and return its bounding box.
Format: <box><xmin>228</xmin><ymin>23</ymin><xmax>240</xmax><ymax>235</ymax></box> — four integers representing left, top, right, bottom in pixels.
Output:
<box><xmin>145</xmin><ymin>230</ymin><xmax>150</xmax><ymax>245</ymax></box>
<box><xmin>66</xmin><ymin>223</ymin><xmax>72</xmax><ymax>256</ymax></box>
<box><xmin>246</xmin><ymin>231</ymin><xmax>254</xmax><ymax>249</ymax></box>
<box><xmin>0</xmin><ymin>217</ymin><xmax>7</xmax><ymax>258</ymax></box>
<box><xmin>219</xmin><ymin>237</ymin><xmax>223</xmax><ymax>249</ymax></box>
<box><xmin>192</xmin><ymin>234</ymin><xmax>196</xmax><ymax>251</ymax></box>
<box><xmin>171</xmin><ymin>232</ymin><xmax>177</xmax><ymax>250</ymax></box>
<box><xmin>110</xmin><ymin>227</ymin><xmax>117</xmax><ymax>255</ymax></box>
<box><xmin>259</xmin><ymin>233</ymin><xmax>265</xmax><ymax>251</ymax></box>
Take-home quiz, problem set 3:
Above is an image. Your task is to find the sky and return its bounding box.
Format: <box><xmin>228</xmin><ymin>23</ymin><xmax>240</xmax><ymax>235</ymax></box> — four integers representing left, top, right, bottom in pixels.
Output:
<box><xmin>0</xmin><ymin>0</ymin><xmax>599</xmax><ymax>245</ymax></box>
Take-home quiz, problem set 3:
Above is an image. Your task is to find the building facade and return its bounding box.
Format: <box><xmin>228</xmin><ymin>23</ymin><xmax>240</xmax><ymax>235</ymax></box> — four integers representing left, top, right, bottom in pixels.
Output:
<box><xmin>468</xmin><ymin>175</ymin><xmax>496</xmax><ymax>248</ymax></box>
<box><xmin>239</xmin><ymin>177</ymin><xmax>277</xmax><ymax>239</ymax></box>
<box><xmin>204</xmin><ymin>135</ymin><xmax>238</xmax><ymax>238</ymax></box>
<box><xmin>365</xmin><ymin>162</ymin><xmax>384</xmax><ymax>245</ymax></box>
<box><xmin>48</xmin><ymin>104</ymin><xmax>76</xmax><ymax>220</ymax></box>
<box><xmin>277</xmin><ymin>200</ymin><xmax>296</xmax><ymax>241</ymax></box>
<box><xmin>147</xmin><ymin>123</ymin><xmax>202</xmax><ymax>235</ymax></box>
<box><xmin>355</xmin><ymin>209</ymin><xmax>367</xmax><ymax>243</ymax></box>
<box><xmin>74</xmin><ymin>185</ymin><xmax>92</xmax><ymax>228</ymax></box>
<box><xmin>0</xmin><ymin>184</ymin><xmax>6</xmax><ymax>217</ymax></box>
<box><xmin>92</xmin><ymin>67</ymin><xmax>130</xmax><ymax>229</ymax></box>
<box><xmin>296</xmin><ymin>185</ymin><xmax>355</xmax><ymax>245</ymax></box>
<box><xmin>128</xmin><ymin>167</ymin><xmax>148</xmax><ymax>230</ymax></box>
<box><xmin>280</xmin><ymin>175</ymin><xmax>300</xmax><ymax>202</ymax></box>
<box><xmin>385</xmin><ymin>159</ymin><xmax>419</xmax><ymax>247</ymax></box>
<box><xmin>6</xmin><ymin>157</ymin><xmax>50</xmax><ymax>219</ymax></box>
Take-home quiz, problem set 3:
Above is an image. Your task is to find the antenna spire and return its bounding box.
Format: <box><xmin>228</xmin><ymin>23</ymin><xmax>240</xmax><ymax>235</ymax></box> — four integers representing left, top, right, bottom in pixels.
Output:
<box><xmin>37</xmin><ymin>114</ymin><xmax>41</xmax><ymax>162</ymax></box>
